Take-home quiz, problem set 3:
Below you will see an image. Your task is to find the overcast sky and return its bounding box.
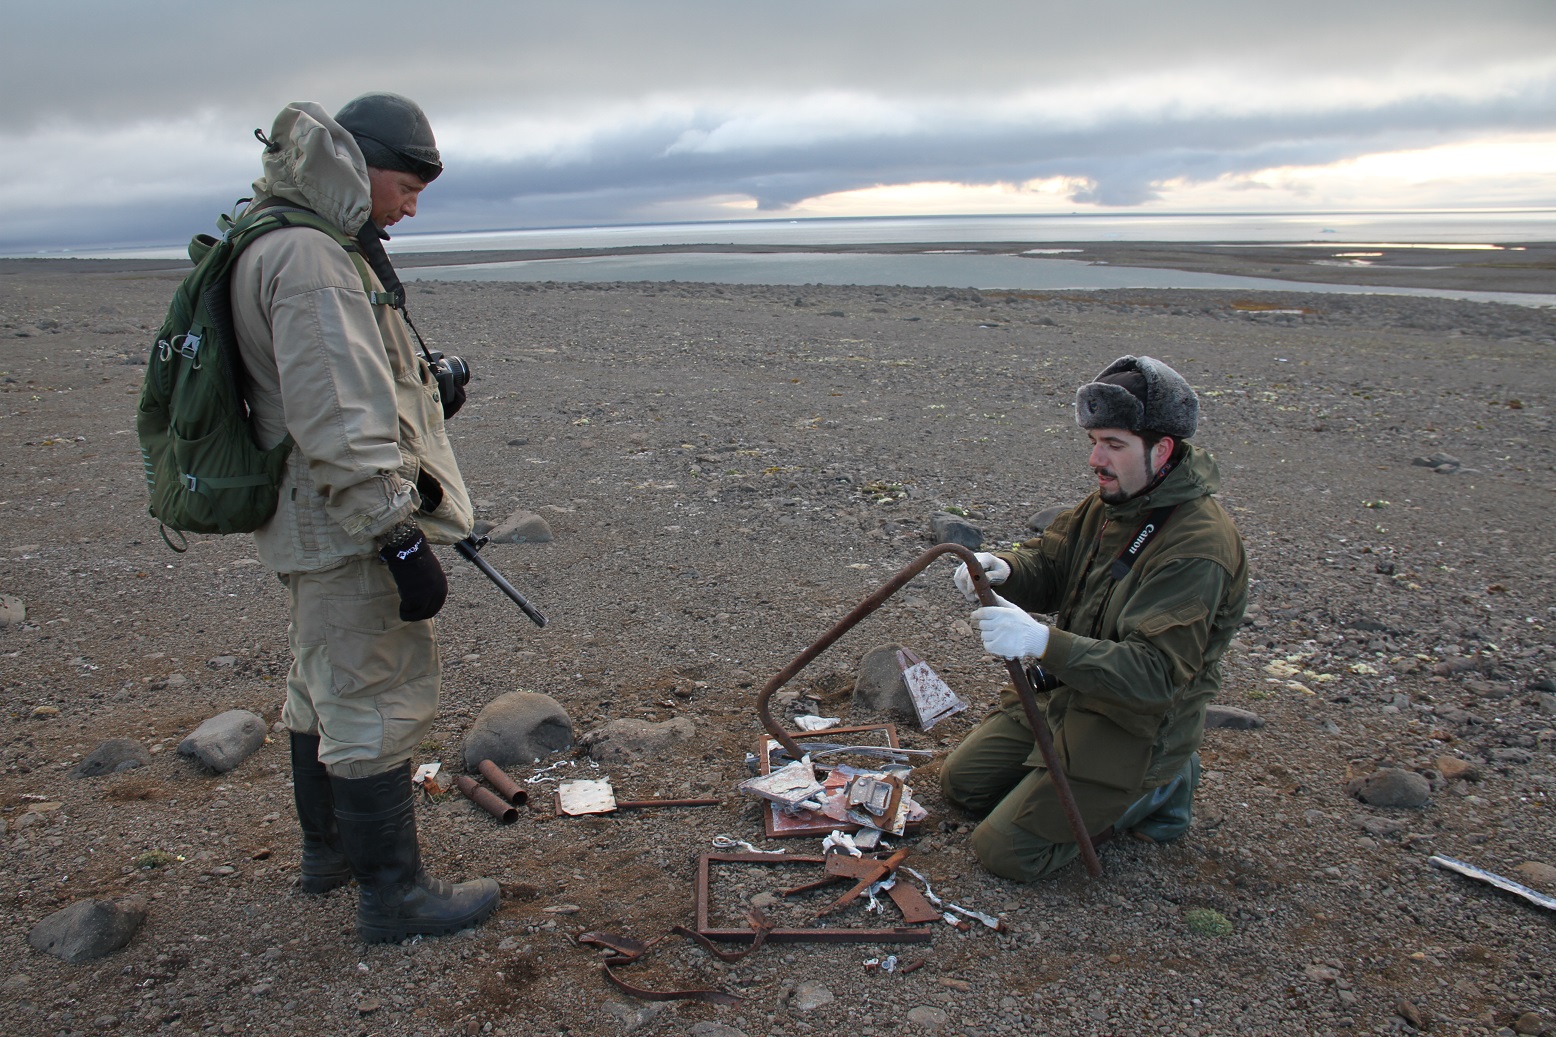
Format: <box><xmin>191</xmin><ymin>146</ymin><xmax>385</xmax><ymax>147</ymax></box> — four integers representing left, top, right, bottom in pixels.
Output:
<box><xmin>2</xmin><ymin>0</ymin><xmax>1553</xmax><ymax>251</ymax></box>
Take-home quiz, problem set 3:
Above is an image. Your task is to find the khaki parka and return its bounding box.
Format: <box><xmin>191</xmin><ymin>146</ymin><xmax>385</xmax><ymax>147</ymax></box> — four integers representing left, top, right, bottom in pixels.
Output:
<box><xmin>990</xmin><ymin>442</ymin><xmax>1247</xmax><ymax>836</ymax></box>
<box><xmin>229</xmin><ymin>102</ymin><xmax>472</xmax><ymax>574</ymax></box>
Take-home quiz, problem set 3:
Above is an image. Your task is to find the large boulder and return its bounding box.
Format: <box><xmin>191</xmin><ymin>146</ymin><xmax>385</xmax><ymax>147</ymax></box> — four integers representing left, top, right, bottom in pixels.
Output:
<box><xmin>178</xmin><ymin>710</ymin><xmax>266</xmax><ymax>773</ymax></box>
<box><xmin>29</xmin><ymin>896</ymin><xmax>147</xmax><ymax>963</ymax></box>
<box><xmin>463</xmin><ymin>690</ymin><xmax>573</xmax><ymax>769</ymax></box>
<box><xmin>579</xmin><ymin>717</ymin><xmax>695</xmax><ymax>766</ymax></box>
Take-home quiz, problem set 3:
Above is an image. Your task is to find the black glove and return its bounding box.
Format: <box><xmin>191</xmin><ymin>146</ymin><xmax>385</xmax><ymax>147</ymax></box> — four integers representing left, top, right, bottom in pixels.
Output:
<box><xmin>377</xmin><ymin>523</ymin><xmax>447</xmax><ymax>622</ymax></box>
<box><xmin>436</xmin><ymin>369</ymin><xmax>466</xmax><ymax>420</ymax></box>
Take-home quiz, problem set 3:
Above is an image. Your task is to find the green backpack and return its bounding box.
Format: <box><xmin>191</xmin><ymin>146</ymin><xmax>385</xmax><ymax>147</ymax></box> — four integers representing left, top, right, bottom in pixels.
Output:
<box><xmin>136</xmin><ymin>206</ymin><xmax>374</xmax><ymax>550</ymax></box>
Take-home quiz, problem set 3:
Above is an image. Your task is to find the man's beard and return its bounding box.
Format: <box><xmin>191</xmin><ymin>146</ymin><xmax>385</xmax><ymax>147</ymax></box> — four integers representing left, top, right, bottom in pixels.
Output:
<box><xmin>1095</xmin><ymin>467</ymin><xmax>1129</xmax><ymax>504</ymax></box>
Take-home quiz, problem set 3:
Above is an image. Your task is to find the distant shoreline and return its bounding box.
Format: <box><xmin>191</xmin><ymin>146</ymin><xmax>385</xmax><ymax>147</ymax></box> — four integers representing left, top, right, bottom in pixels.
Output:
<box><xmin>3</xmin><ymin>239</ymin><xmax>1552</xmax><ymax>295</ymax></box>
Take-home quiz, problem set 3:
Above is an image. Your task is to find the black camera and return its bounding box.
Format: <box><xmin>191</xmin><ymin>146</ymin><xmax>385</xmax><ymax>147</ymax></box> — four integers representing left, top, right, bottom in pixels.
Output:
<box><xmin>426</xmin><ymin>350</ymin><xmax>470</xmax><ymax>388</ymax></box>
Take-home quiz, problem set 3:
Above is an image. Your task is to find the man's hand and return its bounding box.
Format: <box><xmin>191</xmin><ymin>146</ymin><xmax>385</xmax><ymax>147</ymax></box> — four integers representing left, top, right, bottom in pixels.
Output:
<box><xmin>971</xmin><ymin>593</ymin><xmax>1050</xmax><ymax>661</ymax></box>
<box><xmin>952</xmin><ymin>552</ymin><xmax>1011</xmax><ymax>602</ymax></box>
<box><xmin>378</xmin><ymin>523</ymin><xmax>448</xmax><ymax>622</ymax></box>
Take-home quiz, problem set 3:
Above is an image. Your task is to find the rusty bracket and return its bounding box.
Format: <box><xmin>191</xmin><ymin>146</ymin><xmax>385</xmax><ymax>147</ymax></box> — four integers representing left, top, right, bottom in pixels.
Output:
<box><xmin>696</xmin><ymin>853</ymin><xmax>932</xmax><ymax>944</ymax></box>
<box><xmin>752</xmin><ymin>542</ymin><xmax>1103</xmax><ymax>877</ymax></box>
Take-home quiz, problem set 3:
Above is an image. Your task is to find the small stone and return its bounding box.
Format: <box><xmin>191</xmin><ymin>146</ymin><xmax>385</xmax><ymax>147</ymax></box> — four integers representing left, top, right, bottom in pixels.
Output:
<box><xmin>789</xmin><ymin>980</ymin><xmax>834</xmax><ymax>1012</ymax></box>
<box><xmin>31</xmin><ymin>704</ymin><xmax>60</xmax><ymax>718</ymax></box>
<box><xmin>1395</xmin><ymin>998</ymin><xmax>1428</xmax><ymax>1030</ymax></box>
<box><xmin>485</xmin><ymin>508</ymin><xmax>554</xmax><ymax>544</ymax></box>
<box><xmin>1205</xmin><ymin>705</ymin><xmax>1265</xmax><ymax>730</ymax></box>
<box><xmin>1027</xmin><ymin>504</ymin><xmax>1071</xmax><ymax>533</ymax></box>
<box><xmin>356</xmin><ymin>999</ymin><xmax>381</xmax><ymax>1015</ymax></box>
<box><xmin>928</xmin><ymin>512</ymin><xmax>982</xmax><ymax>550</ymax></box>
<box><xmin>1435</xmin><ymin>756</ymin><xmax>1481</xmax><ymax>782</ymax></box>
<box><xmin>206</xmin><ymin>655</ymin><xmax>238</xmax><ymax>669</ymax></box>
<box><xmin>0</xmin><ymin>594</ymin><xmax>25</xmax><ymax>626</ymax></box>
<box><xmin>1347</xmin><ymin>768</ymin><xmax>1431</xmax><ymax>808</ymax></box>
<box><xmin>852</xmin><ymin>643</ymin><xmax>916</xmax><ymax>716</ymax></box>
<box><xmin>905</xmin><ymin>1005</ymin><xmax>950</xmax><ymax>1030</ymax></box>
<box><xmin>689</xmin><ymin>1024</ymin><xmax>748</xmax><ymax>1037</ymax></box>
<box><xmin>1514</xmin><ymin>1013</ymin><xmax>1545</xmax><ymax>1036</ymax></box>
<box><xmin>1513</xmin><ymin>862</ymin><xmax>1556</xmax><ymax>890</ymax></box>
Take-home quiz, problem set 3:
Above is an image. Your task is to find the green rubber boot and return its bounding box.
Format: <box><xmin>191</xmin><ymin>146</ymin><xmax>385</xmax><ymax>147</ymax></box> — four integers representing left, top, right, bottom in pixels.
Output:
<box><xmin>1129</xmin><ymin>753</ymin><xmax>1201</xmax><ymax>844</ymax></box>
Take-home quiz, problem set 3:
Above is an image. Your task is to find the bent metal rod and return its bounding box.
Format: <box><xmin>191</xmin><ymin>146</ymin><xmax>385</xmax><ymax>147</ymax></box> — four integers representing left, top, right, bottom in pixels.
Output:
<box><xmin>752</xmin><ymin>542</ymin><xmax>1104</xmax><ymax>878</ymax></box>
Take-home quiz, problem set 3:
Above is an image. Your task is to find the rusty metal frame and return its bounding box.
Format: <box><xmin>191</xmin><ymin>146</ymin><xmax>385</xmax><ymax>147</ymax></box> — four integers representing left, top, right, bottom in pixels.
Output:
<box><xmin>694</xmin><ymin>853</ymin><xmax>933</xmax><ymax>944</ymax></box>
<box><xmin>752</xmin><ymin>542</ymin><xmax>1104</xmax><ymax>877</ymax></box>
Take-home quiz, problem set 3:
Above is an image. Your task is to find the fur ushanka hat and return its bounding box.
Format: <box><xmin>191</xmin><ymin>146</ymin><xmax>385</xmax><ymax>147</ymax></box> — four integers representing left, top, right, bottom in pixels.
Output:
<box><xmin>1074</xmin><ymin>355</ymin><xmax>1198</xmax><ymax>440</ymax></box>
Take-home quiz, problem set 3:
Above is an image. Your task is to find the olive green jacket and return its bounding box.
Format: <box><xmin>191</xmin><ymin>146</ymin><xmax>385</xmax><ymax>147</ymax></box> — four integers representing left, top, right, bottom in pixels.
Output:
<box><xmin>994</xmin><ymin>443</ymin><xmax>1247</xmax><ymax>798</ymax></box>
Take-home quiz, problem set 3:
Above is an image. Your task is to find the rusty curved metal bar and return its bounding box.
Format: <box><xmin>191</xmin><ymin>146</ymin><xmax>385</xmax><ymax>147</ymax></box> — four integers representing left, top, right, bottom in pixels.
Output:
<box><xmin>753</xmin><ymin>542</ymin><xmax>1104</xmax><ymax>878</ymax></box>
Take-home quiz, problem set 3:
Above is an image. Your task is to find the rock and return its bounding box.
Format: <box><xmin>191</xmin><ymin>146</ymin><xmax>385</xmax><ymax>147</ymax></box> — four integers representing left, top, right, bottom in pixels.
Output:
<box><xmin>1347</xmin><ymin>768</ymin><xmax>1431</xmax><ymax>808</ymax></box>
<box><xmin>1412</xmin><ymin>452</ymin><xmax>1461</xmax><ymax>469</ymax></box>
<box><xmin>206</xmin><ymin>655</ymin><xmax>238</xmax><ymax>669</ymax></box>
<box><xmin>1205</xmin><ymin>705</ymin><xmax>1265</xmax><ymax>730</ymax></box>
<box><xmin>1027</xmin><ymin>504</ymin><xmax>1070</xmax><ymax>533</ymax></box>
<box><xmin>1514</xmin><ymin>1012</ymin><xmax>1545</xmax><ymax>1036</ymax></box>
<box><xmin>31</xmin><ymin>704</ymin><xmax>60</xmax><ymax>718</ymax></box>
<box><xmin>1536</xmin><ymin>692</ymin><xmax>1556</xmax><ymax>716</ymax></box>
<box><xmin>789</xmin><ymin>980</ymin><xmax>835</xmax><ymax>1012</ymax></box>
<box><xmin>1357</xmin><ymin>815</ymin><xmax>1408</xmax><ymax>837</ymax></box>
<box><xmin>928</xmin><ymin>512</ymin><xmax>982</xmax><ymax>550</ymax></box>
<box><xmin>689</xmin><ymin>1024</ymin><xmax>748</xmax><ymax>1037</ymax></box>
<box><xmin>484</xmin><ymin>508</ymin><xmax>554</xmax><ymax>544</ymax></box>
<box><xmin>1396</xmin><ymin>999</ymin><xmax>1429</xmax><ymax>1030</ymax></box>
<box><xmin>27</xmin><ymin>896</ymin><xmax>147</xmax><ymax>963</ymax></box>
<box><xmin>71</xmin><ymin>738</ymin><xmax>151</xmax><ymax>778</ymax></box>
<box><xmin>462</xmin><ymin>691</ymin><xmax>573</xmax><ymax>769</ymax></box>
<box><xmin>906</xmin><ymin>1005</ymin><xmax>950</xmax><ymax>1029</ymax></box>
<box><xmin>177</xmin><ymin>710</ymin><xmax>266</xmax><ymax>773</ymax></box>
<box><xmin>1435</xmin><ymin>755</ymin><xmax>1481</xmax><ymax>782</ymax></box>
<box><xmin>579</xmin><ymin>717</ymin><xmax>695</xmax><ymax>765</ymax></box>
<box><xmin>853</xmin><ymin>643</ymin><xmax>915</xmax><ymax>716</ymax></box>
<box><xmin>1513</xmin><ymin>862</ymin><xmax>1556</xmax><ymax>890</ymax></box>
<box><xmin>0</xmin><ymin>593</ymin><xmax>25</xmax><ymax>626</ymax></box>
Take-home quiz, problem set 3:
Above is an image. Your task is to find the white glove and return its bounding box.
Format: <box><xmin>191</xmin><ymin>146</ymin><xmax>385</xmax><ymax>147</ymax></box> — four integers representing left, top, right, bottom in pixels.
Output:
<box><xmin>971</xmin><ymin>593</ymin><xmax>1050</xmax><ymax>661</ymax></box>
<box><xmin>952</xmin><ymin>552</ymin><xmax>1011</xmax><ymax>602</ymax></box>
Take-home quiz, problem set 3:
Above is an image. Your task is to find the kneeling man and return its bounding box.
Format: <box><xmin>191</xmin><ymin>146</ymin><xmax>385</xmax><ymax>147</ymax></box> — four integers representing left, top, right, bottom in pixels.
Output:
<box><xmin>944</xmin><ymin>355</ymin><xmax>1248</xmax><ymax>881</ymax></box>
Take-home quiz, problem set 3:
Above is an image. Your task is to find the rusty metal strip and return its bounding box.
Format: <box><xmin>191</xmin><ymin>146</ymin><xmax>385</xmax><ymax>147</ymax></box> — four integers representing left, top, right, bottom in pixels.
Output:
<box><xmin>578</xmin><ymin>930</ymin><xmax>744</xmax><ymax>1006</ymax></box>
<box><xmin>696</xmin><ymin>853</ymin><xmax>932</xmax><ymax>945</ymax></box>
<box><xmin>752</xmin><ymin>542</ymin><xmax>1103</xmax><ymax>877</ymax></box>
<box><xmin>886</xmin><ymin>882</ymin><xmax>942</xmax><ymax>925</ymax></box>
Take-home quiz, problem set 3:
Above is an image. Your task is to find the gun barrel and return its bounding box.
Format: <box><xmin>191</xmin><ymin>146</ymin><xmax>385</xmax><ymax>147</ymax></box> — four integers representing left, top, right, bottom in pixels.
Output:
<box><xmin>453</xmin><ymin>537</ymin><xmax>548</xmax><ymax>627</ymax></box>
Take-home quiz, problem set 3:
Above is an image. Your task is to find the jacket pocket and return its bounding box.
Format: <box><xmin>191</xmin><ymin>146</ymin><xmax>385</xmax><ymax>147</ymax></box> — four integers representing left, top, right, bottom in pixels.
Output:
<box><xmin>1057</xmin><ymin>706</ymin><xmax>1154</xmax><ymax>792</ymax></box>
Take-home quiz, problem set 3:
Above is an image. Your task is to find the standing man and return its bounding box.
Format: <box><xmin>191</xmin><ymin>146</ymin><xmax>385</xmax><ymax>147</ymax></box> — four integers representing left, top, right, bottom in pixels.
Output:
<box><xmin>231</xmin><ymin>94</ymin><xmax>498</xmax><ymax>941</ymax></box>
<box><xmin>944</xmin><ymin>355</ymin><xmax>1248</xmax><ymax>881</ymax></box>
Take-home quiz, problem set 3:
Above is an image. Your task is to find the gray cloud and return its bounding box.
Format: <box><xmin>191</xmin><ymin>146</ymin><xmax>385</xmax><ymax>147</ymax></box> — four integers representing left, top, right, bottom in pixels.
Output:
<box><xmin>3</xmin><ymin>1</ymin><xmax>1553</xmax><ymax>249</ymax></box>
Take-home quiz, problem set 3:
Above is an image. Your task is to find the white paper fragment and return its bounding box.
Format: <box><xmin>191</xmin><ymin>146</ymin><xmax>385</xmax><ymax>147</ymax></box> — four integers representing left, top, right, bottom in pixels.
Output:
<box><xmin>793</xmin><ymin>714</ymin><xmax>843</xmax><ymax>732</ymax></box>
<box><xmin>556</xmin><ymin>778</ymin><xmax>617</xmax><ymax>815</ymax></box>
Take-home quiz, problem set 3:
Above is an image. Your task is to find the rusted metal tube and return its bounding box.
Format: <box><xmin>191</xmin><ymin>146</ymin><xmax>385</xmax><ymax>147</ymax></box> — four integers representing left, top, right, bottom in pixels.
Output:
<box><xmin>476</xmin><ymin>759</ymin><xmax>529</xmax><ymax>806</ymax></box>
<box><xmin>753</xmin><ymin>542</ymin><xmax>1103</xmax><ymax>878</ymax></box>
<box><xmin>454</xmin><ymin>774</ymin><xmax>518</xmax><ymax>824</ymax></box>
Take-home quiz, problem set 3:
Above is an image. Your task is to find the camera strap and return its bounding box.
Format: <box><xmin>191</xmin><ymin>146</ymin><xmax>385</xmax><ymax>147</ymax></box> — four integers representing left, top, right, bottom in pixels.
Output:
<box><xmin>353</xmin><ymin>220</ymin><xmax>439</xmax><ymax>364</ymax></box>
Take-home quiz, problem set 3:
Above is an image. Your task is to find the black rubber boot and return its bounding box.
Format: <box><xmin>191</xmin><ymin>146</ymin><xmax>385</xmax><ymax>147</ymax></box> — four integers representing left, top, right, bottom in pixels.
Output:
<box><xmin>289</xmin><ymin>732</ymin><xmax>352</xmax><ymax>895</ymax></box>
<box><xmin>331</xmin><ymin>761</ymin><xmax>501</xmax><ymax>943</ymax></box>
<box><xmin>1130</xmin><ymin>753</ymin><xmax>1201</xmax><ymax>844</ymax></box>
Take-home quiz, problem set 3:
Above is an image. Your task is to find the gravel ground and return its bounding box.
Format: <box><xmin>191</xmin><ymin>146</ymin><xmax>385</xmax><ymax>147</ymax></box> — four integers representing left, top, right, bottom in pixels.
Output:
<box><xmin>1</xmin><ymin>262</ymin><xmax>1554</xmax><ymax>1037</ymax></box>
